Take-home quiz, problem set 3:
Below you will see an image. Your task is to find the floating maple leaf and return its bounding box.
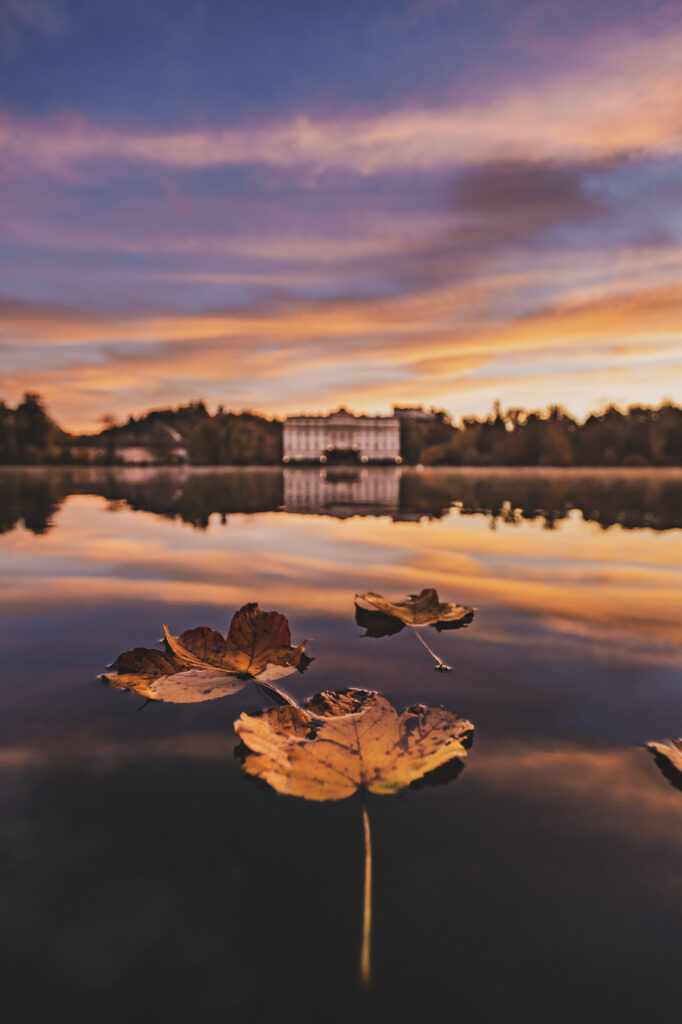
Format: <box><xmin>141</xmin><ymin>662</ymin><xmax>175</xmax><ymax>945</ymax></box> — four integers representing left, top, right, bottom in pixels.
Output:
<box><xmin>101</xmin><ymin>602</ymin><xmax>310</xmax><ymax>704</ymax></box>
<box><xmin>101</xmin><ymin>646</ymin><xmax>247</xmax><ymax>703</ymax></box>
<box><xmin>355</xmin><ymin>588</ymin><xmax>474</xmax><ymax>670</ymax></box>
<box><xmin>235</xmin><ymin>687</ymin><xmax>473</xmax><ymax>985</ymax></box>
<box><xmin>355</xmin><ymin>588</ymin><xmax>474</xmax><ymax>632</ymax></box>
<box><xmin>234</xmin><ymin>687</ymin><xmax>473</xmax><ymax>801</ymax></box>
<box><xmin>164</xmin><ymin>603</ymin><xmax>311</xmax><ymax>683</ymax></box>
<box><xmin>647</xmin><ymin>737</ymin><xmax>682</xmax><ymax>792</ymax></box>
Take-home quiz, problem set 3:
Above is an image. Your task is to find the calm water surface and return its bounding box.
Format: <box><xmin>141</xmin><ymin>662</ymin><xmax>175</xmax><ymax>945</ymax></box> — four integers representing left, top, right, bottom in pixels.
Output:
<box><xmin>1</xmin><ymin>467</ymin><xmax>681</xmax><ymax>1023</ymax></box>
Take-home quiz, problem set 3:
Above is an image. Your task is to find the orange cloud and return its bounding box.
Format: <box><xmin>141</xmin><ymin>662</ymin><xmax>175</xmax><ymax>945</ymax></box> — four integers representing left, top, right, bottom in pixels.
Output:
<box><xmin>3</xmin><ymin>262</ymin><xmax>682</xmax><ymax>429</ymax></box>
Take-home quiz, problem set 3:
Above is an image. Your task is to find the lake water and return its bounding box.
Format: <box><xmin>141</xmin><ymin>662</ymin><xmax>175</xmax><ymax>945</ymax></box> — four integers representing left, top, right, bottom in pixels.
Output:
<box><xmin>1</xmin><ymin>466</ymin><xmax>681</xmax><ymax>1023</ymax></box>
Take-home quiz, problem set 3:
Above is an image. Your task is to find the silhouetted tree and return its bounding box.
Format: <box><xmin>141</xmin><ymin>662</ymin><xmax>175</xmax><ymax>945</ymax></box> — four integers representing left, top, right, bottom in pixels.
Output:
<box><xmin>0</xmin><ymin>393</ymin><xmax>67</xmax><ymax>464</ymax></box>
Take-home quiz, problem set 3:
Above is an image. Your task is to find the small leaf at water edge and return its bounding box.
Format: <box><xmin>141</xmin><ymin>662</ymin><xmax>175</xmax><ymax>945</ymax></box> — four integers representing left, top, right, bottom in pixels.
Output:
<box><xmin>101</xmin><ymin>602</ymin><xmax>309</xmax><ymax>704</ymax></box>
<box><xmin>355</xmin><ymin>588</ymin><xmax>474</xmax><ymax>632</ymax></box>
<box><xmin>647</xmin><ymin>738</ymin><xmax>682</xmax><ymax>791</ymax></box>
<box><xmin>235</xmin><ymin>688</ymin><xmax>474</xmax><ymax>801</ymax></box>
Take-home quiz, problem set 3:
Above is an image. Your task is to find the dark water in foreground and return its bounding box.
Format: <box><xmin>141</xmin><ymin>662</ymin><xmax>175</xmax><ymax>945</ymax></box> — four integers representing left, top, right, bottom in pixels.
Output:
<box><xmin>1</xmin><ymin>466</ymin><xmax>681</xmax><ymax>1023</ymax></box>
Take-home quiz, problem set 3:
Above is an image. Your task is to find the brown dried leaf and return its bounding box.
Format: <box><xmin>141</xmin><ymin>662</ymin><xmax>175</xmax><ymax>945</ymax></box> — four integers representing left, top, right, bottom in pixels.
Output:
<box><xmin>101</xmin><ymin>602</ymin><xmax>309</xmax><ymax>703</ymax></box>
<box><xmin>307</xmin><ymin>689</ymin><xmax>381</xmax><ymax>717</ymax></box>
<box><xmin>355</xmin><ymin>588</ymin><xmax>474</xmax><ymax>632</ymax></box>
<box><xmin>235</xmin><ymin>688</ymin><xmax>473</xmax><ymax>801</ymax></box>
<box><xmin>101</xmin><ymin>646</ymin><xmax>247</xmax><ymax>703</ymax></box>
<box><xmin>164</xmin><ymin>602</ymin><xmax>309</xmax><ymax>680</ymax></box>
<box><xmin>150</xmin><ymin>669</ymin><xmax>247</xmax><ymax>703</ymax></box>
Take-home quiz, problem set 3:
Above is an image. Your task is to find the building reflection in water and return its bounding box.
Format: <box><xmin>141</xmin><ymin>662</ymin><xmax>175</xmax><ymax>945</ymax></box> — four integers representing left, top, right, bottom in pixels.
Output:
<box><xmin>283</xmin><ymin>466</ymin><xmax>401</xmax><ymax>518</ymax></box>
<box><xmin>2</xmin><ymin>465</ymin><xmax>682</xmax><ymax>534</ymax></box>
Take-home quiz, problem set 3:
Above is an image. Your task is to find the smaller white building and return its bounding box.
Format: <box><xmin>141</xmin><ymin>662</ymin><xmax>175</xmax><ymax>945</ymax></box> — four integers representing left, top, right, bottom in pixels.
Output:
<box><xmin>283</xmin><ymin>408</ymin><xmax>401</xmax><ymax>464</ymax></box>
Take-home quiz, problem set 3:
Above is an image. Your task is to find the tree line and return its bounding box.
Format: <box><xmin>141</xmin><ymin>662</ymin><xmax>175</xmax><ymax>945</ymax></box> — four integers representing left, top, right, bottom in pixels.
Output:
<box><xmin>401</xmin><ymin>402</ymin><xmax>682</xmax><ymax>467</ymax></box>
<box><xmin>0</xmin><ymin>393</ymin><xmax>680</xmax><ymax>466</ymax></box>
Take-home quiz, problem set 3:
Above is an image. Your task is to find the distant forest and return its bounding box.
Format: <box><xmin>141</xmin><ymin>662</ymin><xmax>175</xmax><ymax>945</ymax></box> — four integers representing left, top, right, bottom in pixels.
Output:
<box><xmin>399</xmin><ymin>402</ymin><xmax>682</xmax><ymax>467</ymax></box>
<box><xmin>1</xmin><ymin>393</ymin><xmax>681</xmax><ymax>466</ymax></box>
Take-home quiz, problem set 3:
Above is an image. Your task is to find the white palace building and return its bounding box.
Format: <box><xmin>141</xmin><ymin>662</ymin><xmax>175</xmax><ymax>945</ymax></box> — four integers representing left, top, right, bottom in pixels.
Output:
<box><xmin>283</xmin><ymin>408</ymin><xmax>402</xmax><ymax>464</ymax></box>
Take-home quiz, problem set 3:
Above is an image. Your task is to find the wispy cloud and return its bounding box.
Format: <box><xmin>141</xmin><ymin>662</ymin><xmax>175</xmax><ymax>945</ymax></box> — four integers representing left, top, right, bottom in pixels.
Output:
<box><xmin>3</xmin><ymin>27</ymin><xmax>682</xmax><ymax>178</ymax></box>
<box><xmin>2</xmin><ymin>8</ymin><xmax>681</xmax><ymax>424</ymax></box>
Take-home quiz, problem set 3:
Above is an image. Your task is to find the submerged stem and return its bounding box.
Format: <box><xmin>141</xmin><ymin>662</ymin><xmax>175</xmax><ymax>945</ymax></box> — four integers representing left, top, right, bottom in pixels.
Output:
<box><xmin>360</xmin><ymin>795</ymin><xmax>373</xmax><ymax>989</ymax></box>
<box><xmin>413</xmin><ymin>628</ymin><xmax>451</xmax><ymax>671</ymax></box>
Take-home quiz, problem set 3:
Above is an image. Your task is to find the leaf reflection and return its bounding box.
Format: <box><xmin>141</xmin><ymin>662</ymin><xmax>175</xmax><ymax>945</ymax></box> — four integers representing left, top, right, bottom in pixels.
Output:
<box><xmin>354</xmin><ymin>603</ymin><xmax>406</xmax><ymax>639</ymax></box>
<box><xmin>647</xmin><ymin>738</ymin><xmax>682</xmax><ymax>792</ymax></box>
<box><xmin>101</xmin><ymin>602</ymin><xmax>310</xmax><ymax>705</ymax></box>
<box><xmin>235</xmin><ymin>687</ymin><xmax>474</xmax><ymax>986</ymax></box>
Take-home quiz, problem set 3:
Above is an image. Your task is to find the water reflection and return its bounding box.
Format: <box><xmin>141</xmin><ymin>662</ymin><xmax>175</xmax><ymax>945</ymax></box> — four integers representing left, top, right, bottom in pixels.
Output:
<box><xmin>284</xmin><ymin>466</ymin><xmax>400</xmax><ymax>517</ymax></box>
<box><xmin>2</xmin><ymin>465</ymin><xmax>681</xmax><ymax>534</ymax></box>
<box><xmin>2</xmin><ymin>470</ymin><xmax>681</xmax><ymax>655</ymax></box>
<box><xmin>1</xmin><ymin>470</ymin><xmax>681</xmax><ymax>1020</ymax></box>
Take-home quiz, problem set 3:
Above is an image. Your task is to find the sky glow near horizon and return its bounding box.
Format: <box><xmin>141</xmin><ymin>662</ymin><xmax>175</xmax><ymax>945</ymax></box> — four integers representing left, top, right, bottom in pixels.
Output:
<box><xmin>1</xmin><ymin>0</ymin><xmax>682</xmax><ymax>431</ymax></box>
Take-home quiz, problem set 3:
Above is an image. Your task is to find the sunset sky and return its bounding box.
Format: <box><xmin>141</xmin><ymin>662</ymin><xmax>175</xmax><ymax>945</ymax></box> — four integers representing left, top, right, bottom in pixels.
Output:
<box><xmin>2</xmin><ymin>0</ymin><xmax>682</xmax><ymax>431</ymax></box>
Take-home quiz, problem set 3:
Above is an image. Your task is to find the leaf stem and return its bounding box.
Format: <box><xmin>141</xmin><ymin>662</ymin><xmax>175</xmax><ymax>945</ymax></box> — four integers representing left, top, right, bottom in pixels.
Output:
<box><xmin>255</xmin><ymin>679</ymin><xmax>299</xmax><ymax>707</ymax></box>
<box><xmin>360</xmin><ymin>794</ymin><xmax>373</xmax><ymax>989</ymax></box>
<box><xmin>413</xmin><ymin>628</ymin><xmax>451</xmax><ymax>671</ymax></box>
